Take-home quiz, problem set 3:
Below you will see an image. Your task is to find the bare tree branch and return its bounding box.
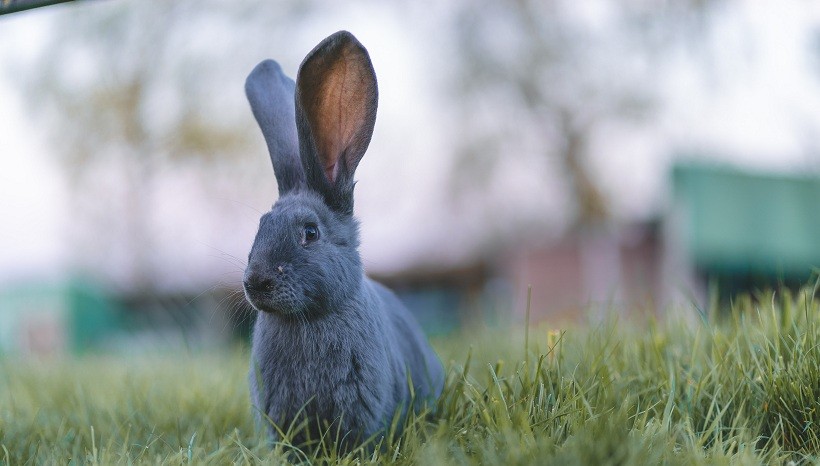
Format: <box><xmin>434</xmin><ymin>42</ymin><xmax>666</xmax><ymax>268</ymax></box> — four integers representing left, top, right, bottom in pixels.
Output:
<box><xmin>0</xmin><ymin>0</ymin><xmax>76</xmax><ymax>15</ymax></box>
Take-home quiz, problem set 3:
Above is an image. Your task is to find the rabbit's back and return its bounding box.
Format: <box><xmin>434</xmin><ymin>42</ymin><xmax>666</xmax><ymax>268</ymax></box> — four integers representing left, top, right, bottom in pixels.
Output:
<box><xmin>368</xmin><ymin>279</ymin><xmax>445</xmax><ymax>404</ymax></box>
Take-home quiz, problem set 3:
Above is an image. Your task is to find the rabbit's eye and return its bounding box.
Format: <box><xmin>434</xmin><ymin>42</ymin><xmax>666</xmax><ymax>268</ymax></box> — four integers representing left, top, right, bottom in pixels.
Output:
<box><xmin>303</xmin><ymin>224</ymin><xmax>320</xmax><ymax>244</ymax></box>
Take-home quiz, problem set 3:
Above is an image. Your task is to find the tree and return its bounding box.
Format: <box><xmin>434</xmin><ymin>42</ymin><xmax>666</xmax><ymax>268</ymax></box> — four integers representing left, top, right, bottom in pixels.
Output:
<box><xmin>445</xmin><ymin>0</ymin><xmax>719</xmax><ymax>236</ymax></box>
<box><xmin>24</xmin><ymin>0</ymin><xmax>312</xmax><ymax>293</ymax></box>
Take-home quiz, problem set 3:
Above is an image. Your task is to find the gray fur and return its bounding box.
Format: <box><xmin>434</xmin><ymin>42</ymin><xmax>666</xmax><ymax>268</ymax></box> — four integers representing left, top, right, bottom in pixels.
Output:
<box><xmin>243</xmin><ymin>31</ymin><xmax>444</xmax><ymax>447</ymax></box>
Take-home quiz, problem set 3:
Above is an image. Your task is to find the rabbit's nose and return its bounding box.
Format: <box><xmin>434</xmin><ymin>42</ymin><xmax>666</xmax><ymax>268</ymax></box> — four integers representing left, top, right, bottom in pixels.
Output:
<box><xmin>244</xmin><ymin>273</ymin><xmax>274</xmax><ymax>292</ymax></box>
<box><xmin>244</xmin><ymin>265</ymin><xmax>287</xmax><ymax>292</ymax></box>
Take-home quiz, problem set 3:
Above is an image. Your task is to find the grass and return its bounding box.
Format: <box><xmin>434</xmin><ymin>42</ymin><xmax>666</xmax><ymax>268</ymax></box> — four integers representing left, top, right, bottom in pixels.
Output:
<box><xmin>2</xmin><ymin>283</ymin><xmax>820</xmax><ymax>464</ymax></box>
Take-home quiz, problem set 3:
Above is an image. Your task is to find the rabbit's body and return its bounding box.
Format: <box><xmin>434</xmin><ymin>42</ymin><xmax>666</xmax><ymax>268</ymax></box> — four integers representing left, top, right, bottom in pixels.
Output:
<box><xmin>242</xmin><ymin>31</ymin><xmax>444</xmax><ymax>446</ymax></box>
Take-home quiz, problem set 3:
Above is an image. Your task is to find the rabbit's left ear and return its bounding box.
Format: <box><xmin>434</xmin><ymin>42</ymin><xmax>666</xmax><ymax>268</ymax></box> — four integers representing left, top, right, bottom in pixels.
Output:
<box><xmin>245</xmin><ymin>60</ymin><xmax>305</xmax><ymax>195</ymax></box>
<box><xmin>295</xmin><ymin>31</ymin><xmax>378</xmax><ymax>214</ymax></box>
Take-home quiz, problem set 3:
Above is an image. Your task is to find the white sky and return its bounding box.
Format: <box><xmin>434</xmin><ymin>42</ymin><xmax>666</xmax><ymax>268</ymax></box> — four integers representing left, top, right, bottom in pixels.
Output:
<box><xmin>661</xmin><ymin>1</ymin><xmax>820</xmax><ymax>168</ymax></box>
<box><xmin>0</xmin><ymin>9</ymin><xmax>67</xmax><ymax>283</ymax></box>
<box><xmin>0</xmin><ymin>1</ymin><xmax>819</xmax><ymax>289</ymax></box>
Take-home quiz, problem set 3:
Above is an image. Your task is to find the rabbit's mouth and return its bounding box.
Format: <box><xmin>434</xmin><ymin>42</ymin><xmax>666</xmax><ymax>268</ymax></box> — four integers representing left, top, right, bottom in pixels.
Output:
<box><xmin>244</xmin><ymin>285</ymin><xmax>306</xmax><ymax>316</ymax></box>
<box><xmin>245</xmin><ymin>290</ymin><xmax>303</xmax><ymax>315</ymax></box>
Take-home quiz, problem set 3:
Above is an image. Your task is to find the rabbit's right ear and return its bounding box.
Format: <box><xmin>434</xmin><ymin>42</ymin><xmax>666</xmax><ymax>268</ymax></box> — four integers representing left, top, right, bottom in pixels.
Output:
<box><xmin>245</xmin><ymin>60</ymin><xmax>306</xmax><ymax>195</ymax></box>
<box><xmin>295</xmin><ymin>31</ymin><xmax>378</xmax><ymax>215</ymax></box>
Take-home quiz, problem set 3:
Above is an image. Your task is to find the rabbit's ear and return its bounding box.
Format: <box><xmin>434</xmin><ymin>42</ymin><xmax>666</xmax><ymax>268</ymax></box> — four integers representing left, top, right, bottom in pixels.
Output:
<box><xmin>295</xmin><ymin>31</ymin><xmax>378</xmax><ymax>214</ymax></box>
<box><xmin>246</xmin><ymin>60</ymin><xmax>306</xmax><ymax>195</ymax></box>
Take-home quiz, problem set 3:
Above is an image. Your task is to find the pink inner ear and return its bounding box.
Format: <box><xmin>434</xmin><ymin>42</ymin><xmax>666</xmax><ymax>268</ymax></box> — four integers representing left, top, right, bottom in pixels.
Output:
<box><xmin>324</xmin><ymin>161</ymin><xmax>338</xmax><ymax>183</ymax></box>
<box><xmin>301</xmin><ymin>37</ymin><xmax>374</xmax><ymax>187</ymax></box>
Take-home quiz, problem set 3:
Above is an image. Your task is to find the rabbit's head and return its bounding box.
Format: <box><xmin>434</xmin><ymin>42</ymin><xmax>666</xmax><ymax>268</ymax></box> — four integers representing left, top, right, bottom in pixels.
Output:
<box><xmin>242</xmin><ymin>31</ymin><xmax>378</xmax><ymax>318</ymax></box>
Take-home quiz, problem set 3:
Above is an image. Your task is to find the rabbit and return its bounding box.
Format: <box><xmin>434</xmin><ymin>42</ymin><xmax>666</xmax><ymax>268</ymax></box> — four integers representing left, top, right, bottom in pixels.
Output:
<box><xmin>242</xmin><ymin>31</ymin><xmax>445</xmax><ymax>448</ymax></box>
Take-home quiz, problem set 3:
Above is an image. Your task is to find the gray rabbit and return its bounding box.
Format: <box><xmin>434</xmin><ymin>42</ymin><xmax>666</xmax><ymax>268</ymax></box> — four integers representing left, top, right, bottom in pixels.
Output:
<box><xmin>242</xmin><ymin>31</ymin><xmax>445</xmax><ymax>447</ymax></box>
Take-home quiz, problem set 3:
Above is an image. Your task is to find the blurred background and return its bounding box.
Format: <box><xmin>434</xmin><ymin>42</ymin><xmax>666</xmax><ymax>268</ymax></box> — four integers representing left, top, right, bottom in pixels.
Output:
<box><xmin>1</xmin><ymin>0</ymin><xmax>819</xmax><ymax>356</ymax></box>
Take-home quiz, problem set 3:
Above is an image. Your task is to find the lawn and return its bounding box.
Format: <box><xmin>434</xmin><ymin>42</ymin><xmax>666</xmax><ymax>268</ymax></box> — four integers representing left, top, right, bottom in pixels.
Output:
<box><xmin>2</xmin><ymin>284</ymin><xmax>820</xmax><ymax>465</ymax></box>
